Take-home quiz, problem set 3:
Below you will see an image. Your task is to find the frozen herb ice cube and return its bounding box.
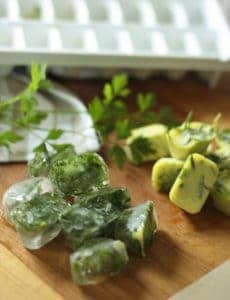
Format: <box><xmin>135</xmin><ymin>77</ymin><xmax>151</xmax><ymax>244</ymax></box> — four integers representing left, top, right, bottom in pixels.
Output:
<box><xmin>2</xmin><ymin>177</ymin><xmax>53</xmax><ymax>219</ymax></box>
<box><xmin>114</xmin><ymin>201</ymin><xmax>157</xmax><ymax>257</ymax></box>
<box><xmin>152</xmin><ymin>158</ymin><xmax>183</xmax><ymax>192</ymax></box>
<box><xmin>61</xmin><ymin>204</ymin><xmax>110</xmax><ymax>249</ymax></box>
<box><xmin>125</xmin><ymin>124</ymin><xmax>169</xmax><ymax>164</ymax></box>
<box><xmin>9</xmin><ymin>193</ymin><xmax>67</xmax><ymax>249</ymax></box>
<box><xmin>169</xmin><ymin>154</ymin><xmax>219</xmax><ymax>214</ymax></box>
<box><xmin>49</xmin><ymin>152</ymin><xmax>109</xmax><ymax>196</ymax></box>
<box><xmin>75</xmin><ymin>187</ymin><xmax>131</xmax><ymax>211</ymax></box>
<box><xmin>75</xmin><ymin>187</ymin><xmax>131</xmax><ymax>235</ymax></box>
<box><xmin>70</xmin><ymin>238</ymin><xmax>129</xmax><ymax>285</ymax></box>
<box><xmin>211</xmin><ymin>162</ymin><xmax>230</xmax><ymax>216</ymax></box>
<box><xmin>167</xmin><ymin>122</ymin><xmax>214</xmax><ymax>160</ymax></box>
<box><xmin>28</xmin><ymin>145</ymin><xmax>76</xmax><ymax>177</ymax></box>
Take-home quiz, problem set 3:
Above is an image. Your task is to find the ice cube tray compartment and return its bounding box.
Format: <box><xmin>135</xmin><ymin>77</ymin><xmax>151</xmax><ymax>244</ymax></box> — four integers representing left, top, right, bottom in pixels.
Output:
<box><xmin>23</xmin><ymin>24</ymin><xmax>49</xmax><ymax>49</ymax></box>
<box><xmin>0</xmin><ymin>0</ymin><xmax>229</xmax><ymax>72</ymax></box>
<box><xmin>86</xmin><ymin>0</ymin><xmax>109</xmax><ymax>22</ymax></box>
<box><xmin>52</xmin><ymin>0</ymin><xmax>76</xmax><ymax>21</ymax></box>
<box><xmin>18</xmin><ymin>0</ymin><xmax>42</xmax><ymax>20</ymax></box>
<box><xmin>59</xmin><ymin>26</ymin><xmax>97</xmax><ymax>51</ymax></box>
<box><xmin>0</xmin><ymin>0</ymin><xmax>7</xmax><ymax>18</ymax></box>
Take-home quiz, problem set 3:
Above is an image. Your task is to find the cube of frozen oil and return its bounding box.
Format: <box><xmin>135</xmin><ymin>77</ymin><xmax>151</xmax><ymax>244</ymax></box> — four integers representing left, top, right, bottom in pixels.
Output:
<box><xmin>2</xmin><ymin>177</ymin><xmax>53</xmax><ymax>219</ymax></box>
<box><xmin>211</xmin><ymin>161</ymin><xmax>230</xmax><ymax>216</ymax></box>
<box><xmin>125</xmin><ymin>124</ymin><xmax>169</xmax><ymax>164</ymax></box>
<box><xmin>167</xmin><ymin>122</ymin><xmax>214</xmax><ymax>160</ymax></box>
<box><xmin>216</xmin><ymin>129</ymin><xmax>230</xmax><ymax>152</ymax></box>
<box><xmin>9</xmin><ymin>193</ymin><xmax>67</xmax><ymax>249</ymax></box>
<box><xmin>70</xmin><ymin>238</ymin><xmax>129</xmax><ymax>285</ymax></box>
<box><xmin>152</xmin><ymin>158</ymin><xmax>183</xmax><ymax>192</ymax></box>
<box><xmin>114</xmin><ymin>201</ymin><xmax>157</xmax><ymax>256</ymax></box>
<box><xmin>169</xmin><ymin>154</ymin><xmax>219</xmax><ymax>214</ymax></box>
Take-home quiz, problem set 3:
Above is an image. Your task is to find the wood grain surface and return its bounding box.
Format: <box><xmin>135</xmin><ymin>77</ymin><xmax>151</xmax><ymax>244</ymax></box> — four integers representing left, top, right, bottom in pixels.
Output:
<box><xmin>0</xmin><ymin>75</ymin><xmax>229</xmax><ymax>300</ymax></box>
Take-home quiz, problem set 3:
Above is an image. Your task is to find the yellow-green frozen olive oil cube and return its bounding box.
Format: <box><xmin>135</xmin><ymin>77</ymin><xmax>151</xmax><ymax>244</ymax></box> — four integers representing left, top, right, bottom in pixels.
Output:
<box><xmin>126</xmin><ymin>124</ymin><xmax>169</xmax><ymax>164</ymax></box>
<box><xmin>169</xmin><ymin>154</ymin><xmax>218</xmax><ymax>214</ymax></box>
<box><xmin>152</xmin><ymin>158</ymin><xmax>183</xmax><ymax>192</ymax></box>
<box><xmin>211</xmin><ymin>165</ymin><xmax>230</xmax><ymax>216</ymax></box>
<box><xmin>70</xmin><ymin>238</ymin><xmax>128</xmax><ymax>285</ymax></box>
<box><xmin>216</xmin><ymin>129</ymin><xmax>230</xmax><ymax>151</ymax></box>
<box><xmin>167</xmin><ymin>122</ymin><xmax>214</xmax><ymax>160</ymax></box>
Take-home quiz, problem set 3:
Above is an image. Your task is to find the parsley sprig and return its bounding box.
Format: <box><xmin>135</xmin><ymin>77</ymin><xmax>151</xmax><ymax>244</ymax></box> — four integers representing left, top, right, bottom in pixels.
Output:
<box><xmin>0</xmin><ymin>65</ymin><xmax>178</xmax><ymax>168</ymax></box>
<box><xmin>0</xmin><ymin>64</ymin><xmax>51</xmax><ymax>149</ymax></box>
<box><xmin>0</xmin><ymin>64</ymin><xmax>72</xmax><ymax>155</ymax></box>
<box><xmin>89</xmin><ymin>74</ymin><xmax>178</xmax><ymax>167</ymax></box>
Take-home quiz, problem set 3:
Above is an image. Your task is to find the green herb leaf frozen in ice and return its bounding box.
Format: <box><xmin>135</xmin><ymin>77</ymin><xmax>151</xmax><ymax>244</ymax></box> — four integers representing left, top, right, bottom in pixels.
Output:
<box><xmin>2</xmin><ymin>177</ymin><xmax>53</xmax><ymax>218</ymax></box>
<box><xmin>60</xmin><ymin>205</ymin><xmax>109</xmax><ymax>249</ymax></box>
<box><xmin>114</xmin><ymin>201</ymin><xmax>157</xmax><ymax>257</ymax></box>
<box><xmin>75</xmin><ymin>187</ymin><xmax>131</xmax><ymax>234</ymax></box>
<box><xmin>61</xmin><ymin>187</ymin><xmax>131</xmax><ymax>249</ymax></box>
<box><xmin>9</xmin><ymin>193</ymin><xmax>67</xmax><ymax>249</ymax></box>
<box><xmin>70</xmin><ymin>238</ymin><xmax>129</xmax><ymax>285</ymax></box>
<box><xmin>49</xmin><ymin>152</ymin><xmax>109</xmax><ymax>196</ymax></box>
<box><xmin>75</xmin><ymin>187</ymin><xmax>131</xmax><ymax>211</ymax></box>
<box><xmin>28</xmin><ymin>142</ymin><xmax>76</xmax><ymax>177</ymax></box>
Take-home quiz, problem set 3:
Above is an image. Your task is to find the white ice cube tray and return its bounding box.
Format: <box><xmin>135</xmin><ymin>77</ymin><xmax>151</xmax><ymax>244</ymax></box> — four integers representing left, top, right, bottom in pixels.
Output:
<box><xmin>0</xmin><ymin>0</ymin><xmax>229</xmax><ymax>72</ymax></box>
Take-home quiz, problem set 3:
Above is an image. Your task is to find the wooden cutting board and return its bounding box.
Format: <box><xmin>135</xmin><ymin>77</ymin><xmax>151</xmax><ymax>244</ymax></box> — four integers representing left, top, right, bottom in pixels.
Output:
<box><xmin>0</xmin><ymin>76</ymin><xmax>230</xmax><ymax>300</ymax></box>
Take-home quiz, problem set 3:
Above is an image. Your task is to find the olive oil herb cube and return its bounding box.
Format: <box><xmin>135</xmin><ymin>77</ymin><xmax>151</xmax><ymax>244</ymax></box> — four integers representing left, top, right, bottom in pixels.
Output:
<box><xmin>169</xmin><ymin>154</ymin><xmax>219</xmax><ymax>214</ymax></box>
<box><xmin>2</xmin><ymin>177</ymin><xmax>53</xmax><ymax>219</ymax></box>
<box><xmin>152</xmin><ymin>158</ymin><xmax>183</xmax><ymax>192</ymax></box>
<box><xmin>70</xmin><ymin>238</ymin><xmax>129</xmax><ymax>285</ymax></box>
<box><xmin>167</xmin><ymin>122</ymin><xmax>214</xmax><ymax>160</ymax></box>
<box><xmin>126</xmin><ymin>124</ymin><xmax>169</xmax><ymax>164</ymax></box>
<box><xmin>9</xmin><ymin>193</ymin><xmax>67</xmax><ymax>249</ymax></box>
<box><xmin>211</xmin><ymin>165</ymin><xmax>230</xmax><ymax>216</ymax></box>
<box><xmin>216</xmin><ymin>129</ymin><xmax>230</xmax><ymax>152</ymax></box>
<box><xmin>49</xmin><ymin>152</ymin><xmax>109</xmax><ymax>196</ymax></box>
<box><xmin>114</xmin><ymin>201</ymin><xmax>157</xmax><ymax>256</ymax></box>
